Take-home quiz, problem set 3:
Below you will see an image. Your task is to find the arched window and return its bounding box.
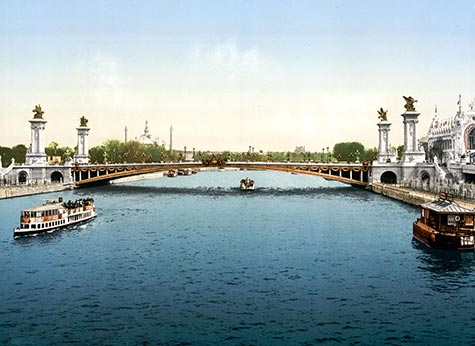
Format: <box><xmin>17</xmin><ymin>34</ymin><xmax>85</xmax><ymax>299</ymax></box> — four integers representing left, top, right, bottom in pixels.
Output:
<box><xmin>469</xmin><ymin>128</ymin><xmax>475</xmax><ymax>150</ymax></box>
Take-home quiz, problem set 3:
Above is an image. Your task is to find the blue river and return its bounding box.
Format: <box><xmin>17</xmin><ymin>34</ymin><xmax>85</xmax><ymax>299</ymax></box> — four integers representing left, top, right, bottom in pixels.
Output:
<box><xmin>1</xmin><ymin>170</ymin><xmax>475</xmax><ymax>345</ymax></box>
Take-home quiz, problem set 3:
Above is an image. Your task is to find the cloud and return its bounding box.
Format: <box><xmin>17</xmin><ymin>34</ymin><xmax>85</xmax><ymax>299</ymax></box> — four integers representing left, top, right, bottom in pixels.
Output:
<box><xmin>73</xmin><ymin>52</ymin><xmax>123</xmax><ymax>108</ymax></box>
<box><xmin>189</xmin><ymin>41</ymin><xmax>262</xmax><ymax>74</ymax></box>
<box><xmin>93</xmin><ymin>53</ymin><xmax>120</xmax><ymax>90</ymax></box>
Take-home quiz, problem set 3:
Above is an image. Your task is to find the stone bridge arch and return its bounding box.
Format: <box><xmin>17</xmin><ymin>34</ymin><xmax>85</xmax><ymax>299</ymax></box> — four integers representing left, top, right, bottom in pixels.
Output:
<box><xmin>51</xmin><ymin>171</ymin><xmax>64</xmax><ymax>183</ymax></box>
<box><xmin>380</xmin><ymin>170</ymin><xmax>398</xmax><ymax>184</ymax></box>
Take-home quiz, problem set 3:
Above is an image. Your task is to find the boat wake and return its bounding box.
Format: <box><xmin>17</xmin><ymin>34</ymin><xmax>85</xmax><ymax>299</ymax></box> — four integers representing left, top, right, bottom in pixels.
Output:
<box><xmin>94</xmin><ymin>185</ymin><xmax>365</xmax><ymax>198</ymax></box>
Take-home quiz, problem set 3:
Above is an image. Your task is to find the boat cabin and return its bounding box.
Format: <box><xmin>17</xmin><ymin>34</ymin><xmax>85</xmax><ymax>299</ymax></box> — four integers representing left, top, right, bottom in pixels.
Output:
<box><xmin>419</xmin><ymin>192</ymin><xmax>474</xmax><ymax>232</ymax></box>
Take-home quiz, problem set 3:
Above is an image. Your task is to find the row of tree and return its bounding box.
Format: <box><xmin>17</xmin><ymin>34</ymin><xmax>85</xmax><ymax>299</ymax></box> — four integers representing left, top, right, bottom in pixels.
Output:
<box><xmin>88</xmin><ymin>140</ymin><xmax>178</xmax><ymax>163</ymax></box>
<box><xmin>1</xmin><ymin>140</ymin><xmax>382</xmax><ymax>166</ymax></box>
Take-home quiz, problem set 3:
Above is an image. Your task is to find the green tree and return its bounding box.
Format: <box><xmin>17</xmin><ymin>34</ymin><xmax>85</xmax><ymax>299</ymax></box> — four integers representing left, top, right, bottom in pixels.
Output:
<box><xmin>396</xmin><ymin>145</ymin><xmax>404</xmax><ymax>160</ymax></box>
<box><xmin>362</xmin><ymin>147</ymin><xmax>378</xmax><ymax>162</ymax></box>
<box><xmin>0</xmin><ymin>146</ymin><xmax>13</xmax><ymax>167</ymax></box>
<box><xmin>60</xmin><ymin>146</ymin><xmax>75</xmax><ymax>163</ymax></box>
<box><xmin>11</xmin><ymin>144</ymin><xmax>27</xmax><ymax>164</ymax></box>
<box><xmin>89</xmin><ymin>145</ymin><xmax>106</xmax><ymax>163</ymax></box>
<box><xmin>45</xmin><ymin>141</ymin><xmax>60</xmax><ymax>156</ymax></box>
<box><xmin>103</xmin><ymin>139</ymin><xmax>122</xmax><ymax>163</ymax></box>
<box><xmin>333</xmin><ymin>142</ymin><xmax>365</xmax><ymax>162</ymax></box>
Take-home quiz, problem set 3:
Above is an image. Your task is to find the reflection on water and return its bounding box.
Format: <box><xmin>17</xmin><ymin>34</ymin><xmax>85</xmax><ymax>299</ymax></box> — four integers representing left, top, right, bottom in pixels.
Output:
<box><xmin>412</xmin><ymin>239</ymin><xmax>475</xmax><ymax>292</ymax></box>
<box><xmin>1</xmin><ymin>170</ymin><xmax>475</xmax><ymax>345</ymax></box>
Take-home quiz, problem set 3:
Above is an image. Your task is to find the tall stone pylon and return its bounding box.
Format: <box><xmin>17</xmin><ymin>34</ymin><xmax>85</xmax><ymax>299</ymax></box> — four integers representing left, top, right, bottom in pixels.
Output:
<box><xmin>376</xmin><ymin>108</ymin><xmax>397</xmax><ymax>163</ymax></box>
<box><xmin>74</xmin><ymin>116</ymin><xmax>90</xmax><ymax>164</ymax></box>
<box><xmin>401</xmin><ymin>96</ymin><xmax>425</xmax><ymax>164</ymax></box>
<box><xmin>25</xmin><ymin>104</ymin><xmax>48</xmax><ymax>165</ymax></box>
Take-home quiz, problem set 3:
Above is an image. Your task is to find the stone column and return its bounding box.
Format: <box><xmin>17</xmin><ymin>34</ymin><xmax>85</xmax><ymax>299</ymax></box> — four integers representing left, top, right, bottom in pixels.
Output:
<box><xmin>25</xmin><ymin>118</ymin><xmax>48</xmax><ymax>165</ymax></box>
<box><xmin>74</xmin><ymin>118</ymin><xmax>90</xmax><ymax>164</ymax></box>
<box><xmin>377</xmin><ymin>121</ymin><xmax>396</xmax><ymax>163</ymax></box>
<box><xmin>401</xmin><ymin>111</ymin><xmax>425</xmax><ymax>163</ymax></box>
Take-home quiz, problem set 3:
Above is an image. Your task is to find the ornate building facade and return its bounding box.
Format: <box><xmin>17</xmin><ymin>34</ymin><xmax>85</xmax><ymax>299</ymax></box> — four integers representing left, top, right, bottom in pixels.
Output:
<box><xmin>426</xmin><ymin>98</ymin><xmax>475</xmax><ymax>165</ymax></box>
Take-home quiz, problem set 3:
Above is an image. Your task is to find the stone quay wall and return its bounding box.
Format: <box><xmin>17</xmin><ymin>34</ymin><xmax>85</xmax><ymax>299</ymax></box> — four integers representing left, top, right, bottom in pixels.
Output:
<box><xmin>0</xmin><ymin>183</ymin><xmax>73</xmax><ymax>200</ymax></box>
<box><xmin>371</xmin><ymin>182</ymin><xmax>475</xmax><ymax>209</ymax></box>
<box><xmin>370</xmin><ymin>183</ymin><xmax>436</xmax><ymax>206</ymax></box>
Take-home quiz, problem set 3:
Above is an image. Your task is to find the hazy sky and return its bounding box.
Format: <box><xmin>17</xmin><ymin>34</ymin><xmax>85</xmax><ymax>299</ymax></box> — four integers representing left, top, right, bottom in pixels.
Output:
<box><xmin>1</xmin><ymin>0</ymin><xmax>474</xmax><ymax>152</ymax></box>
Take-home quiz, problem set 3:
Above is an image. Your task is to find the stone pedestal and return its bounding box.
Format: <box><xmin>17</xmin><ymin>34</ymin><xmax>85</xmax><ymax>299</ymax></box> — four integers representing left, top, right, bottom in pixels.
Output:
<box><xmin>25</xmin><ymin>118</ymin><xmax>47</xmax><ymax>165</ymax></box>
<box><xmin>377</xmin><ymin>121</ymin><xmax>397</xmax><ymax>163</ymax></box>
<box><xmin>401</xmin><ymin>112</ymin><xmax>425</xmax><ymax>164</ymax></box>
<box><xmin>74</xmin><ymin>126</ymin><xmax>90</xmax><ymax>164</ymax></box>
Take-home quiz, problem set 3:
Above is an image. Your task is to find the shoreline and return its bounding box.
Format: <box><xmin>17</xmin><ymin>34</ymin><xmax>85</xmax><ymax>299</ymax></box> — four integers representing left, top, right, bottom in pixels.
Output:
<box><xmin>0</xmin><ymin>183</ymin><xmax>74</xmax><ymax>200</ymax></box>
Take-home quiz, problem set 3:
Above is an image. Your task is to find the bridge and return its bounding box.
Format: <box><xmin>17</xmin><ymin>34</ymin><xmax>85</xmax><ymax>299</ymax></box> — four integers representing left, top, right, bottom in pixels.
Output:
<box><xmin>72</xmin><ymin>161</ymin><xmax>371</xmax><ymax>187</ymax></box>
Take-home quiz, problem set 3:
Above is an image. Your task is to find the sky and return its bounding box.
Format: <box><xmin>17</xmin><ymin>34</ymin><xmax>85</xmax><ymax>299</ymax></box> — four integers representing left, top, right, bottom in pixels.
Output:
<box><xmin>1</xmin><ymin>0</ymin><xmax>474</xmax><ymax>152</ymax></box>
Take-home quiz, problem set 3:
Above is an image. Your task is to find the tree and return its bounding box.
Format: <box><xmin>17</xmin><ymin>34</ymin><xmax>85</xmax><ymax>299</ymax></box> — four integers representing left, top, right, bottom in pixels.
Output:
<box><xmin>0</xmin><ymin>146</ymin><xmax>13</xmax><ymax>167</ymax></box>
<box><xmin>396</xmin><ymin>145</ymin><xmax>404</xmax><ymax>160</ymax></box>
<box><xmin>362</xmin><ymin>147</ymin><xmax>378</xmax><ymax>162</ymax></box>
<box><xmin>333</xmin><ymin>142</ymin><xmax>365</xmax><ymax>162</ymax></box>
<box><xmin>45</xmin><ymin>141</ymin><xmax>60</xmax><ymax>156</ymax></box>
<box><xmin>61</xmin><ymin>146</ymin><xmax>75</xmax><ymax>163</ymax></box>
<box><xmin>11</xmin><ymin>144</ymin><xmax>27</xmax><ymax>164</ymax></box>
<box><xmin>89</xmin><ymin>145</ymin><xmax>106</xmax><ymax>163</ymax></box>
<box><xmin>103</xmin><ymin>139</ymin><xmax>122</xmax><ymax>163</ymax></box>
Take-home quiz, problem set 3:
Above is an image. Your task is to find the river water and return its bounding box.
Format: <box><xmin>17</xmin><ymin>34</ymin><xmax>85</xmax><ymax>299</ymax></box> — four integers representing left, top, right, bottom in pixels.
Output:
<box><xmin>1</xmin><ymin>170</ymin><xmax>475</xmax><ymax>345</ymax></box>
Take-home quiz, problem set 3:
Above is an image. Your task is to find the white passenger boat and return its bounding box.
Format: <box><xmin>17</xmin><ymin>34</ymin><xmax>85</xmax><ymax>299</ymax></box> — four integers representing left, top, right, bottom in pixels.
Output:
<box><xmin>240</xmin><ymin>178</ymin><xmax>255</xmax><ymax>191</ymax></box>
<box><xmin>14</xmin><ymin>197</ymin><xmax>96</xmax><ymax>238</ymax></box>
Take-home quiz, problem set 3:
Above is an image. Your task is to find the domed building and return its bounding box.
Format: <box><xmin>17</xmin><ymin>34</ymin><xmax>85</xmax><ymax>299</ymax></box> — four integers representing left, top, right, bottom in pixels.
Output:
<box><xmin>137</xmin><ymin>121</ymin><xmax>158</xmax><ymax>146</ymax></box>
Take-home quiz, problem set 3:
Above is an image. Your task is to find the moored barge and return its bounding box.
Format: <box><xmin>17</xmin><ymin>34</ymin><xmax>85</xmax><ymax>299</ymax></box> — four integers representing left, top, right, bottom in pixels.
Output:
<box><xmin>14</xmin><ymin>197</ymin><xmax>96</xmax><ymax>238</ymax></box>
<box><xmin>413</xmin><ymin>192</ymin><xmax>475</xmax><ymax>251</ymax></box>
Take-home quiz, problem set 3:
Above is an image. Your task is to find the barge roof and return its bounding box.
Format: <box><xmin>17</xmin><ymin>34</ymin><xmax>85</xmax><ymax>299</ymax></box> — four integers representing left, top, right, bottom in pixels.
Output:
<box><xmin>421</xmin><ymin>199</ymin><xmax>474</xmax><ymax>214</ymax></box>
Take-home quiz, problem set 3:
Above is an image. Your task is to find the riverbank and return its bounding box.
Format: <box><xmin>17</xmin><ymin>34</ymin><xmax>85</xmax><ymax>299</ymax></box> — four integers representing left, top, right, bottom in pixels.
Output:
<box><xmin>0</xmin><ymin>183</ymin><xmax>73</xmax><ymax>199</ymax></box>
<box><xmin>371</xmin><ymin>182</ymin><xmax>475</xmax><ymax>209</ymax></box>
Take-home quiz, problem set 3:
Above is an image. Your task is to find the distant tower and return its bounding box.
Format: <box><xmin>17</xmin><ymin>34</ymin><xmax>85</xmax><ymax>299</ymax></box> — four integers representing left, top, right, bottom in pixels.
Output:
<box><xmin>25</xmin><ymin>104</ymin><xmax>48</xmax><ymax>165</ymax></box>
<box><xmin>169</xmin><ymin>125</ymin><xmax>173</xmax><ymax>151</ymax></box>
<box><xmin>74</xmin><ymin>116</ymin><xmax>90</xmax><ymax>164</ymax></box>
<box><xmin>124</xmin><ymin>126</ymin><xmax>128</xmax><ymax>143</ymax></box>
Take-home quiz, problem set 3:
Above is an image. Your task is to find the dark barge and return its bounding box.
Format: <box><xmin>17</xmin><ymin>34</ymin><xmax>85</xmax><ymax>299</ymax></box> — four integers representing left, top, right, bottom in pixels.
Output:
<box><xmin>413</xmin><ymin>192</ymin><xmax>475</xmax><ymax>251</ymax></box>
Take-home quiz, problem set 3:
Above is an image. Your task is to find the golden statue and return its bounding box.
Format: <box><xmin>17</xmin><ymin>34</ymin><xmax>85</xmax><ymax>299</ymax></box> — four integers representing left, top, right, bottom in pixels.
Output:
<box><xmin>32</xmin><ymin>104</ymin><xmax>44</xmax><ymax>119</ymax></box>
<box><xmin>403</xmin><ymin>96</ymin><xmax>417</xmax><ymax>112</ymax></box>
<box><xmin>377</xmin><ymin>107</ymin><xmax>388</xmax><ymax>121</ymax></box>
<box><xmin>80</xmin><ymin>116</ymin><xmax>88</xmax><ymax>127</ymax></box>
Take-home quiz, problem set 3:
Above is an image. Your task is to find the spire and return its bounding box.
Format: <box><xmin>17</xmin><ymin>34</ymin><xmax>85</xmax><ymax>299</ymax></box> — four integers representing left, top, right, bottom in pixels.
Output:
<box><xmin>144</xmin><ymin>121</ymin><xmax>150</xmax><ymax>137</ymax></box>
<box><xmin>124</xmin><ymin>126</ymin><xmax>128</xmax><ymax>143</ymax></box>
<box><xmin>458</xmin><ymin>94</ymin><xmax>462</xmax><ymax>114</ymax></box>
<box><xmin>169</xmin><ymin>125</ymin><xmax>173</xmax><ymax>151</ymax></box>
